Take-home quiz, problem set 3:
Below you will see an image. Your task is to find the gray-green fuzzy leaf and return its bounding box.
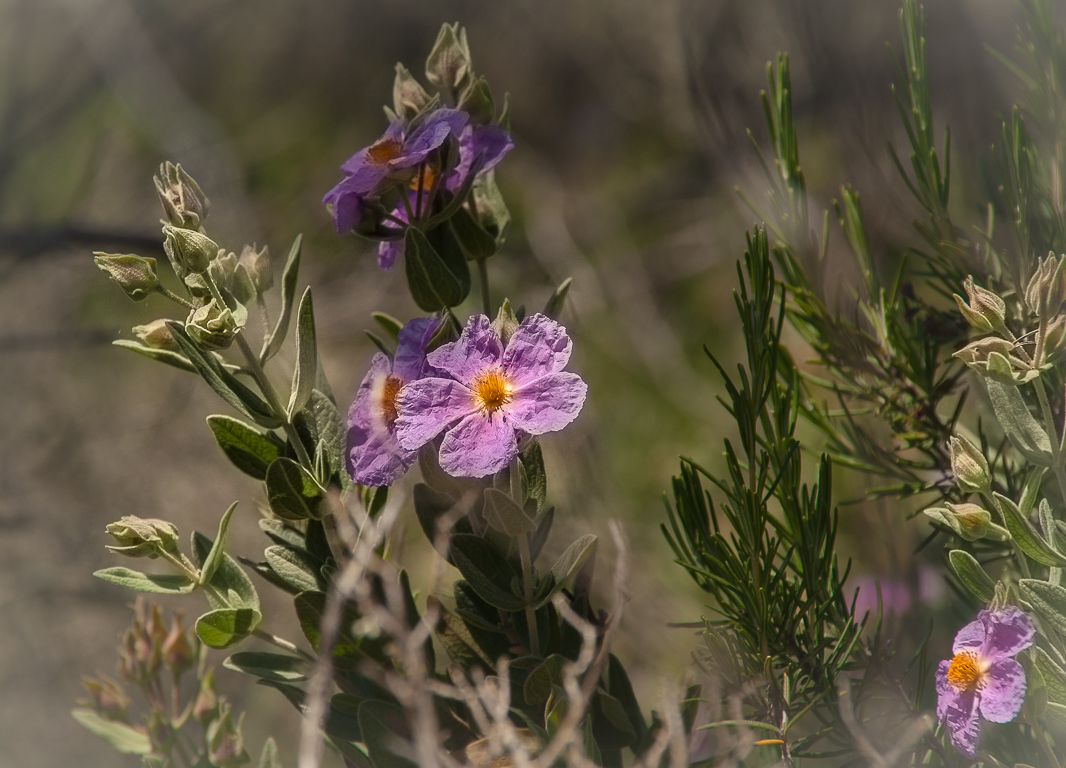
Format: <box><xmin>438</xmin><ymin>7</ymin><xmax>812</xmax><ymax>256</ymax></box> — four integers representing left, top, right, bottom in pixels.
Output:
<box><xmin>266</xmin><ymin>457</ymin><xmax>325</xmax><ymax>521</ymax></box>
<box><xmin>484</xmin><ymin>488</ymin><xmax>534</xmax><ymax>536</ymax></box>
<box><xmin>93</xmin><ymin>567</ymin><xmax>196</xmax><ymax>595</ymax></box>
<box><xmin>287</xmin><ymin>287</ymin><xmax>317</xmax><ymax>417</ymax></box>
<box><xmin>260</xmin><ymin>234</ymin><xmax>302</xmax><ymax>364</ymax></box>
<box><xmin>404</xmin><ymin>227</ymin><xmax>463</xmax><ymax>311</ymax></box>
<box><xmin>265</xmin><ymin>545</ymin><xmax>323</xmax><ymax>594</ymax></box>
<box><xmin>1020</xmin><ymin>579</ymin><xmax>1066</xmax><ymax>635</ymax></box>
<box><xmin>195</xmin><ymin>607</ymin><xmax>262</xmax><ymax>649</ymax></box>
<box><xmin>192</xmin><ymin>531</ymin><xmax>261</xmax><ymax>613</ymax></box>
<box><xmin>112</xmin><ymin>339</ymin><xmax>196</xmax><ymax>372</ymax></box>
<box><xmin>985</xmin><ymin>376</ymin><xmax>1054</xmax><ymax>466</ymax></box>
<box><xmin>72</xmin><ymin>709</ymin><xmax>152</xmax><ymax>754</ymax></box>
<box><xmin>996</xmin><ymin>493</ymin><xmax>1066</xmax><ymax>567</ymax></box>
<box><xmin>449</xmin><ymin>534</ymin><xmax>526</xmax><ymax>611</ymax></box>
<box><xmin>224</xmin><ymin>651</ymin><xmax>308</xmax><ymax>683</ymax></box>
<box><xmin>1035</xmin><ymin>647</ymin><xmax>1066</xmax><ymax>705</ymax></box>
<box><xmin>948</xmin><ymin>550</ymin><xmax>995</xmax><ymax>602</ymax></box>
<box><xmin>207</xmin><ymin>415</ymin><xmax>283</xmax><ymax>480</ymax></box>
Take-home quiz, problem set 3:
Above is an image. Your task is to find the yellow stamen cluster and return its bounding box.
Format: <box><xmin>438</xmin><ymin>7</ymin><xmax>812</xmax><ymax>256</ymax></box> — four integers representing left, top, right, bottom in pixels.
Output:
<box><xmin>366</xmin><ymin>138</ymin><xmax>403</xmax><ymax>165</ymax></box>
<box><xmin>380</xmin><ymin>376</ymin><xmax>403</xmax><ymax>426</ymax></box>
<box><xmin>946</xmin><ymin>650</ymin><xmax>985</xmax><ymax>691</ymax></box>
<box><xmin>409</xmin><ymin>164</ymin><xmax>439</xmax><ymax>192</ymax></box>
<box><xmin>473</xmin><ymin>369</ymin><xmax>512</xmax><ymax>413</ymax></box>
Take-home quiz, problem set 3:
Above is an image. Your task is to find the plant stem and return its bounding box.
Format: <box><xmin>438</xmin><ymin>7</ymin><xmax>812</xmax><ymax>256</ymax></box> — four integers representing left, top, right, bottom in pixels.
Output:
<box><xmin>253</xmin><ymin>628</ymin><xmax>316</xmax><ymax>662</ymax></box>
<box><xmin>158</xmin><ymin>285</ymin><xmax>195</xmax><ymax>309</ymax></box>
<box><xmin>477</xmin><ymin>258</ymin><xmax>492</xmax><ymax>317</ymax></box>
<box><xmin>1034</xmin><ymin>377</ymin><xmax>1066</xmax><ymax>505</ymax></box>
<box><xmin>517</xmin><ymin>533</ymin><xmax>540</xmax><ymax>657</ymax></box>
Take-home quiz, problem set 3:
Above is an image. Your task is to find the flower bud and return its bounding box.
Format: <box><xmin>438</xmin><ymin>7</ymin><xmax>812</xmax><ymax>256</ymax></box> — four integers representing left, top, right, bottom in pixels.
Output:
<box><xmin>154</xmin><ymin>161</ymin><xmax>210</xmax><ymax>230</ymax></box>
<box><xmin>393</xmin><ymin>63</ymin><xmax>431</xmax><ymax>121</ymax></box>
<box><xmin>193</xmin><ymin>669</ymin><xmax>220</xmax><ymax>724</ymax></box>
<box><xmin>207</xmin><ymin>704</ymin><xmax>249</xmax><ymax>768</ymax></box>
<box><xmin>458</xmin><ymin>76</ymin><xmax>495</xmax><ymax>125</ymax></box>
<box><xmin>186</xmin><ymin>299</ymin><xmax>242</xmax><ymax>351</ymax></box>
<box><xmin>80</xmin><ymin>676</ymin><xmax>130</xmax><ymax>720</ymax></box>
<box><xmin>162</xmin><ymin>224</ymin><xmax>218</xmax><ymax>275</ymax></box>
<box><xmin>105</xmin><ymin>516</ymin><xmax>181</xmax><ymax>559</ymax></box>
<box><xmin>1025</xmin><ymin>252</ymin><xmax>1066</xmax><ymax>318</ymax></box>
<box><xmin>953</xmin><ymin>336</ymin><xmax>1015</xmax><ymax>369</ymax></box>
<box><xmin>948</xmin><ymin>436</ymin><xmax>990</xmax><ymax>494</ymax></box>
<box><xmin>162</xmin><ymin>613</ymin><xmax>194</xmax><ymax>676</ymax></box>
<box><xmin>94</xmin><ymin>253</ymin><xmax>160</xmax><ymax>301</ymax></box>
<box><xmin>1045</xmin><ymin>315</ymin><xmax>1066</xmax><ymax>362</ymax></box>
<box><xmin>238</xmin><ymin>244</ymin><xmax>272</xmax><ymax>294</ymax></box>
<box><xmin>132</xmin><ymin>319</ymin><xmax>178</xmax><ymax>351</ymax></box>
<box><xmin>426</xmin><ymin>23</ymin><xmax>472</xmax><ymax>94</ymax></box>
<box><xmin>492</xmin><ymin>300</ymin><xmax>519</xmax><ymax>344</ymax></box>
<box><xmin>953</xmin><ymin>276</ymin><xmax>1006</xmax><ymax>333</ymax></box>
<box><xmin>924</xmin><ymin>503</ymin><xmax>993</xmax><ymax>541</ymax></box>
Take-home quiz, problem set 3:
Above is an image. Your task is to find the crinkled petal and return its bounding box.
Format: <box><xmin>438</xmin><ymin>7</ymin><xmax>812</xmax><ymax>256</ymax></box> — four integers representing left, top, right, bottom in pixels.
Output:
<box><xmin>438</xmin><ymin>411</ymin><xmax>517</xmax><ymax>477</ymax></box>
<box><xmin>378</xmin><ymin>239</ymin><xmax>404</xmax><ymax>271</ymax></box>
<box><xmin>979</xmin><ymin>607</ymin><xmax>1035</xmax><ymax>660</ymax></box>
<box><xmin>501</xmin><ymin>314</ymin><xmax>573</xmax><ymax>386</ymax></box>
<box><xmin>323</xmin><ymin>184</ymin><xmax>368</xmax><ymax>234</ymax></box>
<box><xmin>391</xmin><ymin>109</ymin><xmax>468</xmax><ymax>170</ymax></box>
<box><xmin>393</xmin><ymin>317</ymin><xmax>440</xmax><ymax>382</ymax></box>
<box><xmin>348</xmin><ymin>353</ymin><xmax>392</xmax><ymax>432</ymax></box>
<box><xmin>444</xmin><ymin>124</ymin><xmax>514</xmax><ymax>191</ymax></box>
<box><xmin>340</xmin><ymin>121</ymin><xmax>405</xmax><ymax>174</ymax></box>
<box><xmin>979</xmin><ymin>658</ymin><xmax>1026</xmax><ymax>723</ymax></box>
<box><xmin>332</xmin><ymin>160</ymin><xmax>390</xmax><ymax>198</ymax></box>
<box><xmin>952</xmin><ymin>616</ymin><xmax>986</xmax><ymax>654</ymax></box>
<box><xmin>395</xmin><ymin>378</ymin><xmax>475</xmax><ymax>450</ymax></box>
<box><xmin>348</xmin><ymin>430</ymin><xmax>414</xmax><ymax>487</ymax></box>
<box><xmin>935</xmin><ymin>660</ymin><xmax>981</xmax><ymax>757</ymax></box>
<box><xmin>505</xmin><ymin>372</ymin><xmax>586</xmax><ymax>435</ymax></box>
<box><xmin>426</xmin><ymin>315</ymin><xmax>503</xmax><ymax>385</ymax></box>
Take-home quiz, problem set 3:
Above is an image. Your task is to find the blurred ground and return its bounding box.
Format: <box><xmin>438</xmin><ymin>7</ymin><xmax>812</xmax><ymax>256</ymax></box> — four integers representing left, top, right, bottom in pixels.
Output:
<box><xmin>0</xmin><ymin>0</ymin><xmax>1034</xmax><ymax>765</ymax></box>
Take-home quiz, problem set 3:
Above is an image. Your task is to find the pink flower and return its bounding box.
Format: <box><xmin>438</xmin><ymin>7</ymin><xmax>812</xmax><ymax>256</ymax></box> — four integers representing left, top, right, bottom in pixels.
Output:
<box><xmin>346</xmin><ymin>318</ymin><xmax>438</xmax><ymax>486</ymax></box>
<box><xmin>394</xmin><ymin>314</ymin><xmax>586</xmax><ymax>477</ymax></box>
<box><xmin>935</xmin><ymin>606</ymin><xmax>1034</xmax><ymax>756</ymax></box>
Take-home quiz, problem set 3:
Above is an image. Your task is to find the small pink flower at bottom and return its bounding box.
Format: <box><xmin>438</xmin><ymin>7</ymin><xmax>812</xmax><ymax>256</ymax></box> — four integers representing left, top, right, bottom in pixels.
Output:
<box><xmin>935</xmin><ymin>606</ymin><xmax>1034</xmax><ymax>756</ymax></box>
<box><xmin>346</xmin><ymin>317</ymin><xmax>438</xmax><ymax>487</ymax></box>
<box><xmin>394</xmin><ymin>313</ymin><xmax>586</xmax><ymax>478</ymax></box>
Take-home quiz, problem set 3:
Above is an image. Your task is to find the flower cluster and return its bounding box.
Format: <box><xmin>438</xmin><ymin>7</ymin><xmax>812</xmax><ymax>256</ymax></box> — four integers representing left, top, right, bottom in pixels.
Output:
<box><xmin>346</xmin><ymin>313</ymin><xmax>586</xmax><ymax>485</ymax></box>
<box><xmin>936</xmin><ymin>606</ymin><xmax>1034</xmax><ymax>756</ymax></box>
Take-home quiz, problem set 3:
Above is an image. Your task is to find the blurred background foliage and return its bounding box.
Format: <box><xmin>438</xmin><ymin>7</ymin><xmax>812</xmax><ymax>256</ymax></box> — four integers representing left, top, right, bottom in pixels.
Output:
<box><xmin>0</xmin><ymin>0</ymin><xmax>1040</xmax><ymax>764</ymax></box>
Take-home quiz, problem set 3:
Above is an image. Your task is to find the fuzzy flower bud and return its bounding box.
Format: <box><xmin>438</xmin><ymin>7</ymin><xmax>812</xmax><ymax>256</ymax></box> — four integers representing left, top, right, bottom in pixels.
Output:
<box><xmin>154</xmin><ymin>161</ymin><xmax>210</xmax><ymax>230</ymax></box>
<box><xmin>132</xmin><ymin>319</ymin><xmax>178</xmax><ymax>351</ymax></box>
<box><xmin>238</xmin><ymin>244</ymin><xmax>272</xmax><ymax>294</ymax></box>
<box><xmin>948</xmin><ymin>436</ymin><xmax>991</xmax><ymax>494</ymax></box>
<box><xmin>193</xmin><ymin>669</ymin><xmax>220</xmax><ymax>724</ymax></box>
<box><xmin>1025</xmin><ymin>252</ymin><xmax>1066</xmax><ymax>318</ymax></box>
<box><xmin>186</xmin><ymin>299</ymin><xmax>242</xmax><ymax>351</ymax></box>
<box><xmin>954</xmin><ymin>276</ymin><xmax>1006</xmax><ymax>333</ymax></box>
<box><xmin>80</xmin><ymin>676</ymin><xmax>130</xmax><ymax>721</ymax></box>
<box><xmin>94</xmin><ymin>253</ymin><xmax>160</xmax><ymax>301</ymax></box>
<box><xmin>162</xmin><ymin>613</ymin><xmax>194</xmax><ymax>676</ymax></box>
<box><xmin>105</xmin><ymin>516</ymin><xmax>181</xmax><ymax>559</ymax></box>
<box><xmin>393</xmin><ymin>63</ymin><xmax>431</xmax><ymax>121</ymax></box>
<box><xmin>925</xmin><ymin>503</ymin><xmax>1004</xmax><ymax>542</ymax></box>
<box><xmin>425</xmin><ymin>23</ymin><xmax>472</xmax><ymax>93</ymax></box>
<box><xmin>163</xmin><ymin>224</ymin><xmax>218</xmax><ymax>275</ymax></box>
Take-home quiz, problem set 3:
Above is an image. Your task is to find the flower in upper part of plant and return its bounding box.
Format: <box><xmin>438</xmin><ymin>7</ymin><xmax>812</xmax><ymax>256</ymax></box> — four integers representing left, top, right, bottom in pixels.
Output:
<box><xmin>322</xmin><ymin>109</ymin><xmax>468</xmax><ymax>234</ymax></box>
<box><xmin>346</xmin><ymin>317</ymin><xmax>439</xmax><ymax>487</ymax></box>
<box><xmin>376</xmin><ymin>122</ymin><xmax>514</xmax><ymax>269</ymax></box>
<box><xmin>935</xmin><ymin>606</ymin><xmax>1034</xmax><ymax>756</ymax></box>
<box><xmin>395</xmin><ymin>313</ymin><xmax>587</xmax><ymax>478</ymax></box>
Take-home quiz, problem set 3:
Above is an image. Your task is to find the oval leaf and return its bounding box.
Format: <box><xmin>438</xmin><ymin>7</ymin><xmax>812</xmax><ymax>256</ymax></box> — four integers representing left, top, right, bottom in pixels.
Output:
<box><xmin>265</xmin><ymin>545</ymin><xmax>323</xmax><ymax>594</ymax></box>
<box><xmin>287</xmin><ymin>287</ymin><xmax>318</xmax><ymax>417</ymax></box>
<box><xmin>195</xmin><ymin>607</ymin><xmax>262</xmax><ymax>649</ymax></box>
<box><xmin>996</xmin><ymin>493</ymin><xmax>1066</xmax><ymax>567</ymax></box>
<box><xmin>484</xmin><ymin>488</ymin><xmax>534</xmax><ymax>536</ymax></box>
<box><xmin>404</xmin><ymin>227</ymin><xmax>463</xmax><ymax>311</ymax></box>
<box><xmin>266</xmin><ymin>457</ymin><xmax>325</xmax><ymax>521</ymax></box>
<box><xmin>72</xmin><ymin>709</ymin><xmax>152</xmax><ymax>754</ymax></box>
<box><xmin>449</xmin><ymin>533</ymin><xmax>526</xmax><ymax>611</ymax></box>
<box><xmin>948</xmin><ymin>550</ymin><xmax>995</xmax><ymax>602</ymax></box>
<box><xmin>93</xmin><ymin>567</ymin><xmax>195</xmax><ymax>595</ymax></box>
<box><xmin>224</xmin><ymin>651</ymin><xmax>308</xmax><ymax>683</ymax></box>
<box><xmin>260</xmin><ymin>234</ymin><xmax>302</xmax><ymax>364</ymax></box>
<box><xmin>985</xmin><ymin>377</ymin><xmax>1054</xmax><ymax>466</ymax></box>
<box><xmin>207</xmin><ymin>415</ymin><xmax>283</xmax><ymax>480</ymax></box>
<box><xmin>1020</xmin><ymin>579</ymin><xmax>1066</xmax><ymax>635</ymax></box>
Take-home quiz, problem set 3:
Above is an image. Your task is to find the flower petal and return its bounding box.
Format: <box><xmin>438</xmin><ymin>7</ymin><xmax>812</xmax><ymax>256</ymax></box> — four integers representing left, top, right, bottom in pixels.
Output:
<box><xmin>426</xmin><ymin>315</ymin><xmax>503</xmax><ymax>385</ymax></box>
<box><xmin>935</xmin><ymin>660</ymin><xmax>981</xmax><ymax>757</ymax></box>
<box><xmin>980</xmin><ymin>607</ymin><xmax>1035</xmax><ymax>660</ymax></box>
<box><xmin>340</xmin><ymin>121</ymin><xmax>404</xmax><ymax>174</ymax></box>
<box><xmin>952</xmin><ymin>616</ymin><xmax>986</xmax><ymax>654</ymax></box>
<box><xmin>395</xmin><ymin>378</ymin><xmax>475</xmax><ymax>450</ymax></box>
<box><xmin>323</xmin><ymin>185</ymin><xmax>369</xmax><ymax>234</ymax></box>
<box><xmin>378</xmin><ymin>239</ymin><xmax>403</xmax><ymax>271</ymax></box>
<box><xmin>438</xmin><ymin>412</ymin><xmax>517</xmax><ymax>478</ymax></box>
<box><xmin>444</xmin><ymin>124</ymin><xmax>514</xmax><ymax>191</ymax></box>
<box><xmin>501</xmin><ymin>314</ymin><xmax>573</xmax><ymax>386</ymax></box>
<box><xmin>347</xmin><ymin>353</ymin><xmax>392</xmax><ymax>432</ymax></box>
<box><xmin>979</xmin><ymin>658</ymin><xmax>1026</xmax><ymax>723</ymax></box>
<box><xmin>392</xmin><ymin>109</ymin><xmax>468</xmax><ymax>169</ymax></box>
<box><xmin>505</xmin><ymin>372</ymin><xmax>587</xmax><ymax>435</ymax></box>
<box><xmin>393</xmin><ymin>317</ymin><xmax>440</xmax><ymax>382</ymax></box>
<box><xmin>348</xmin><ymin>430</ymin><xmax>413</xmax><ymax>487</ymax></box>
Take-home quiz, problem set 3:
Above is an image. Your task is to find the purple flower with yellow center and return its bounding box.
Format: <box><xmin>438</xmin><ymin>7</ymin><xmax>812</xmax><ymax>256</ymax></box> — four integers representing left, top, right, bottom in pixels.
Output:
<box><xmin>323</xmin><ymin>109</ymin><xmax>468</xmax><ymax>234</ymax></box>
<box><xmin>346</xmin><ymin>317</ymin><xmax>439</xmax><ymax>487</ymax></box>
<box><xmin>395</xmin><ymin>313</ymin><xmax>586</xmax><ymax>478</ymax></box>
<box><xmin>935</xmin><ymin>606</ymin><xmax>1034</xmax><ymax>756</ymax></box>
<box><xmin>376</xmin><ymin>123</ymin><xmax>514</xmax><ymax>270</ymax></box>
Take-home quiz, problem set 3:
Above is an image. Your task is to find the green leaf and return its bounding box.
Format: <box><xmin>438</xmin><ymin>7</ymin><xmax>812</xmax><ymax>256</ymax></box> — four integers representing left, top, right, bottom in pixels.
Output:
<box><xmin>258</xmin><ymin>737</ymin><xmax>281</xmax><ymax>768</ymax></box>
<box><xmin>399</xmin><ymin>569</ymin><xmax>434</xmax><ymax>672</ymax></box>
<box><xmin>1035</xmin><ymin>647</ymin><xmax>1066</xmax><ymax>705</ymax></box>
<box><xmin>427</xmin><ymin>219</ymin><xmax>472</xmax><ymax>300</ymax></box>
<box><xmin>294</xmin><ymin>590</ymin><xmax>387</xmax><ymax>668</ymax></box>
<box><xmin>168</xmin><ymin>322</ymin><xmax>282</xmax><ymax>428</ymax></box>
<box><xmin>256</xmin><ymin>679</ymin><xmax>306</xmax><ymax>714</ymax></box>
<box><xmin>433</xmin><ymin>597</ymin><xmax>492</xmax><ymax>668</ymax></box>
<box><xmin>261</xmin><ymin>234</ymin><xmax>302</xmax><ymax>364</ymax></box>
<box><xmin>71</xmin><ymin>709</ymin><xmax>152</xmax><ymax>754</ymax></box>
<box><xmin>112</xmin><ymin>339</ymin><xmax>195</xmax><ymax>372</ymax></box>
<box><xmin>448</xmin><ymin>534</ymin><xmax>526</xmax><ymax>611</ymax></box>
<box><xmin>324</xmin><ymin>694</ymin><xmax>365</xmax><ymax>742</ymax></box>
<box><xmin>413</xmin><ymin>483</ymin><xmax>471</xmax><ymax>559</ymax></box>
<box><xmin>985</xmin><ymin>377</ymin><xmax>1054</xmax><ymax>466</ymax></box>
<box><xmin>358</xmin><ymin>701</ymin><xmax>417</xmax><ymax>768</ymax></box>
<box><xmin>948</xmin><ymin>550</ymin><xmax>995</xmax><ymax>602</ymax></box>
<box><xmin>224</xmin><ymin>651</ymin><xmax>308</xmax><ymax>683</ymax></box>
<box><xmin>449</xmin><ymin>205</ymin><xmax>498</xmax><ymax>261</ymax></box>
<box><xmin>200</xmin><ymin>502</ymin><xmax>239</xmax><ymax>586</ymax></box>
<box><xmin>606</xmin><ymin>653</ymin><xmax>647</xmax><ymax>747</ymax></box>
<box><xmin>1020</xmin><ymin>468</ymin><xmax>1047</xmax><ymax>515</ymax></box>
<box><xmin>404</xmin><ymin>227</ymin><xmax>463</xmax><ymax>311</ymax></box>
<box><xmin>258</xmin><ymin>518</ymin><xmax>308</xmax><ymax>551</ymax></box>
<box><xmin>93</xmin><ymin>567</ymin><xmax>196</xmax><ymax>595</ymax></box>
<box><xmin>523</xmin><ymin>654</ymin><xmax>568</xmax><ymax>705</ymax></box>
<box><xmin>471</xmin><ymin>169</ymin><xmax>510</xmax><ymax>243</ymax></box>
<box><xmin>543</xmin><ymin>277</ymin><xmax>572</xmax><ymax>320</ymax></box>
<box><xmin>995</xmin><ymin>493</ymin><xmax>1066</xmax><ymax>567</ymax></box>
<box><xmin>539</xmin><ymin>534</ymin><xmax>598</xmax><ymax>607</ymax></box>
<box><xmin>484</xmin><ymin>488</ymin><xmax>535</xmax><ymax>536</ymax></box>
<box><xmin>530</xmin><ymin>507</ymin><xmax>554</xmax><ymax>562</ymax></box>
<box><xmin>287</xmin><ymin>288</ymin><xmax>318</xmax><ymax>417</ymax></box>
<box><xmin>545</xmin><ymin>685</ymin><xmax>569</xmax><ymax>737</ymax></box>
<box><xmin>372</xmin><ymin>312</ymin><xmax>403</xmax><ymax>341</ymax></box>
<box><xmin>265</xmin><ymin>545</ymin><xmax>323</xmax><ymax>594</ymax></box>
<box><xmin>520</xmin><ymin>442</ymin><xmax>547</xmax><ymax>512</ymax></box>
<box><xmin>195</xmin><ymin>607</ymin><xmax>262</xmax><ymax>649</ymax></box>
<box><xmin>592</xmin><ymin>689</ymin><xmax>637</xmax><ymax>749</ymax></box>
<box><xmin>207</xmin><ymin>416</ymin><xmax>283</xmax><ymax>480</ymax></box>
<box><xmin>1020</xmin><ymin>579</ymin><xmax>1066</xmax><ymax>635</ymax></box>
<box><xmin>266</xmin><ymin>457</ymin><xmax>325</xmax><ymax>521</ymax></box>
<box><xmin>192</xmin><ymin>531</ymin><xmax>261</xmax><ymax>613</ymax></box>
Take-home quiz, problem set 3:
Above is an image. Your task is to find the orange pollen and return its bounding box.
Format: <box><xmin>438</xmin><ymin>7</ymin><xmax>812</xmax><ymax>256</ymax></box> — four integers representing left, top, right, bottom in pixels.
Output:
<box><xmin>473</xmin><ymin>369</ymin><xmax>512</xmax><ymax>413</ymax></box>
<box><xmin>366</xmin><ymin>138</ymin><xmax>403</xmax><ymax>165</ymax></box>
<box><xmin>408</xmin><ymin>164</ymin><xmax>438</xmax><ymax>191</ymax></box>
<box><xmin>946</xmin><ymin>650</ymin><xmax>985</xmax><ymax>691</ymax></box>
<box><xmin>380</xmin><ymin>376</ymin><xmax>403</xmax><ymax>426</ymax></box>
